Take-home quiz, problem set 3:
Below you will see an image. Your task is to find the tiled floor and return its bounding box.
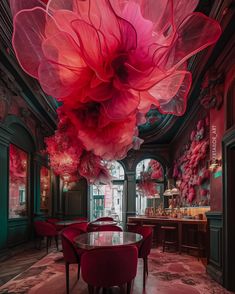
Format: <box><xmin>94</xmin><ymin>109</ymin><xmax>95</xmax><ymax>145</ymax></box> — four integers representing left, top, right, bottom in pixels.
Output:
<box><xmin>0</xmin><ymin>245</ymin><xmax>234</xmax><ymax>294</ymax></box>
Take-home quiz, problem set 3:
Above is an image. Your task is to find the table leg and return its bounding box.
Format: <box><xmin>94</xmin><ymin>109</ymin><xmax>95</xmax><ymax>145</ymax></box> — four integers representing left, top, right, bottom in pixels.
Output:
<box><xmin>178</xmin><ymin>223</ymin><xmax>182</xmax><ymax>253</ymax></box>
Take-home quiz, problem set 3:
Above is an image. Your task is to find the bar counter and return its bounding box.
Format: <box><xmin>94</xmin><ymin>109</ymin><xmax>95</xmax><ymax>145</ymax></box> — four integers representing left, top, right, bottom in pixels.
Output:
<box><xmin>128</xmin><ymin>216</ymin><xmax>207</xmax><ymax>253</ymax></box>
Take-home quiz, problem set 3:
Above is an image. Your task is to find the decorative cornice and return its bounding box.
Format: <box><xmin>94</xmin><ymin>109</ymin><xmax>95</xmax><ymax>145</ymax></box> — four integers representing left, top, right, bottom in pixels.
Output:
<box><xmin>199</xmin><ymin>68</ymin><xmax>225</xmax><ymax>110</ymax></box>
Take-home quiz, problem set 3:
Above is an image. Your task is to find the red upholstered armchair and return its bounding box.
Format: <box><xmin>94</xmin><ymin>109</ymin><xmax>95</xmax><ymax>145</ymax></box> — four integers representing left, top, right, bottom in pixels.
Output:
<box><xmin>46</xmin><ymin>217</ymin><xmax>64</xmax><ymax>231</ymax></box>
<box><xmin>81</xmin><ymin>245</ymin><xmax>138</xmax><ymax>294</ymax></box>
<box><xmin>87</xmin><ymin>224</ymin><xmax>122</xmax><ymax>232</ymax></box>
<box><xmin>61</xmin><ymin>227</ymin><xmax>85</xmax><ymax>294</ymax></box>
<box><xmin>69</xmin><ymin>222</ymin><xmax>89</xmax><ymax>233</ymax></box>
<box><xmin>34</xmin><ymin>221</ymin><xmax>58</xmax><ymax>253</ymax></box>
<box><xmin>95</xmin><ymin>217</ymin><xmax>114</xmax><ymax>221</ymax></box>
<box><xmin>128</xmin><ymin>225</ymin><xmax>153</xmax><ymax>288</ymax></box>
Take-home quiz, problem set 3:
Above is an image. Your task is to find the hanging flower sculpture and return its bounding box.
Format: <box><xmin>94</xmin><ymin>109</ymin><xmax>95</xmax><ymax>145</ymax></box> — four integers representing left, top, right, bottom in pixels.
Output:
<box><xmin>10</xmin><ymin>0</ymin><xmax>221</xmax><ymax>181</ymax></box>
<box><xmin>45</xmin><ymin>108</ymin><xmax>111</xmax><ymax>183</ymax></box>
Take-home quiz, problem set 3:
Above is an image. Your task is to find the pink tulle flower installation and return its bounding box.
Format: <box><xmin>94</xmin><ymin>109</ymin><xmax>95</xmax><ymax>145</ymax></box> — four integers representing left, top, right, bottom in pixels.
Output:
<box><xmin>10</xmin><ymin>0</ymin><xmax>221</xmax><ymax>182</ymax></box>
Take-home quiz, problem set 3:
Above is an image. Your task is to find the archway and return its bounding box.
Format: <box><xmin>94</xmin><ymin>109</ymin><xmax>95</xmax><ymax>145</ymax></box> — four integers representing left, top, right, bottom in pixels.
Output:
<box><xmin>136</xmin><ymin>158</ymin><xmax>165</xmax><ymax>215</ymax></box>
<box><xmin>89</xmin><ymin>161</ymin><xmax>125</xmax><ymax>224</ymax></box>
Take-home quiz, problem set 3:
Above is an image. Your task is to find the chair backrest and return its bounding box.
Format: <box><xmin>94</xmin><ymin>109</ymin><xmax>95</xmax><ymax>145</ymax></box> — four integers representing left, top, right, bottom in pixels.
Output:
<box><xmin>89</xmin><ymin>225</ymin><xmax>123</xmax><ymax>232</ymax></box>
<box><xmin>69</xmin><ymin>222</ymin><xmax>88</xmax><ymax>233</ymax></box>
<box><xmin>128</xmin><ymin>225</ymin><xmax>153</xmax><ymax>258</ymax></box>
<box><xmin>61</xmin><ymin>227</ymin><xmax>83</xmax><ymax>264</ymax></box>
<box><xmin>46</xmin><ymin>218</ymin><xmax>60</xmax><ymax>224</ymax></box>
<box><xmin>81</xmin><ymin>245</ymin><xmax>138</xmax><ymax>287</ymax></box>
<box><xmin>34</xmin><ymin>221</ymin><xmax>57</xmax><ymax>237</ymax></box>
<box><xmin>95</xmin><ymin>217</ymin><xmax>114</xmax><ymax>221</ymax></box>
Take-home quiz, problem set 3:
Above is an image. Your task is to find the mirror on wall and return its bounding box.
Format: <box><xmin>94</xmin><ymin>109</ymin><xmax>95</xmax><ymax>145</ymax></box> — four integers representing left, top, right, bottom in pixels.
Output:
<box><xmin>40</xmin><ymin>166</ymin><xmax>51</xmax><ymax>212</ymax></box>
<box><xmin>9</xmin><ymin>144</ymin><xmax>28</xmax><ymax>218</ymax></box>
<box><xmin>136</xmin><ymin>158</ymin><xmax>165</xmax><ymax>215</ymax></box>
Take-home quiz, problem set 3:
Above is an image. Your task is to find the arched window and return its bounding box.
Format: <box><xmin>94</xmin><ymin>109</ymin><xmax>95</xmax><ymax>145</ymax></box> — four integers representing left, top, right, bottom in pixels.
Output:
<box><xmin>136</xmin><ymin>158</ymin><xmax>165</xmax><ymax>215</ymax></box>
<box><xmin>89</xmin><ymin>161</ymin><xmax>125</xmax><ymax>223</ymax></box>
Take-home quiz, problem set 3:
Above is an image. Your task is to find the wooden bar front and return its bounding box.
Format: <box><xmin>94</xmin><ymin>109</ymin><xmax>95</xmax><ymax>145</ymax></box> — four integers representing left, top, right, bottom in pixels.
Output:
<box><xmin>128</xmin><ymin>216</ymin><xmax>207</xmax><ymax>254</ymax></box>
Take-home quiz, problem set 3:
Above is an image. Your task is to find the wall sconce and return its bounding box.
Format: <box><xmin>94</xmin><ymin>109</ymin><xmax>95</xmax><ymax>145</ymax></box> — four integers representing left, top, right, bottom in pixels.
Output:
<box><xmin>208</xmin><ymin>159</ymin><xmax>222</xmax><ymax>172</ymax></box>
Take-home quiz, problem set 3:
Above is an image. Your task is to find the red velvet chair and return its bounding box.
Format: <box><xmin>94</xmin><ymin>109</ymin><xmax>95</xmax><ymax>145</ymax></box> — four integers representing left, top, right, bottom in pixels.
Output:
<box><xmin>61</xmin><ymin>227</ymin><xmax>85</xmax><ymax>294</ymax></box>
<box><xmin>87</xmin><ymin>225</ymin><xmax>123</xmax><ymax>232</ymax></box>
<box><xmin>95</xmin><ymin>217</ymin><xmax>114</xmax><ymax>221</ymax></box>
<box><xmin>69</xmin><ymin>222</ymin><xmax>89</xmax><ymax>233</ymax></box>
<box><xmin>128</xmin><ymin>225</ymin><xmax>153</xmax><ymax>288</ymax></box>
<box><xmin>46</xmin><ymin>217</ymin><xmax>64</xmax><ymax>231</ymax></box>
<box><xmin>34</xmin><ymin>221</ymin><xmax>59</xmax><ymax>253</ymax></box>
<box><xmin>81</xmin><ymin>245</ymin><xmax>138</xmax><ymax>294</ymax></box>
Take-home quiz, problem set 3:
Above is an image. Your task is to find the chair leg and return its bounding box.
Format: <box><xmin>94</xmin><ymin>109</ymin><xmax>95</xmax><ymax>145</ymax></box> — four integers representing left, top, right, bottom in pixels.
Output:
<box><xmin>88</xmin><ymin>284</ymin><xmax>94</xmax><ymax>294</ymax></box>
<box><xmin>38</xmin><ymin>237</ymin><xmax>42</xmax><ymax>250</ymax></box>
<box><xmin>77</xmin><ymin>263</ymin><xmax>80</xmax><ymax>280</ymax></box>
<box><xmin>66</xmin><ymin>262</ymin><xmax>70</xmax><ymax>294</ymax></box>
<box><xmin>55</xmin><ymin>235</ymin><xmax>59</xmax><ymax>251</ymax></box>
<box><xmin>127</xmin><ymin>280</ymin><xmax>132</xmax><ymax>294</ymax></box>
<box><xmin>143</xmin><ymin>257</ymin><xmax>147</xmax><ymax>289</ymax></box>
<box><xmin>46</xmin><ymin>237</ymin><xmax>50</xmax><ymax>254</ymax></box>
<box><xmin>146</xmin><ymin>257</ymin><xmax>149</xmax><ymax>276</ymax></box>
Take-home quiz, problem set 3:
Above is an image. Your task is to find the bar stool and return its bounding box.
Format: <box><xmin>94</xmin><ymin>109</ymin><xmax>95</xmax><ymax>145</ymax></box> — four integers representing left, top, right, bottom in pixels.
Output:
<box><xmin>181</xmin><ymin>225</ymin><xmax>204</xmax><ymax>260</ymax></box>
<box><xmin>161</xmin><ymin>226</ymin><xmax>178</xmax><ymax>252</ymax></box>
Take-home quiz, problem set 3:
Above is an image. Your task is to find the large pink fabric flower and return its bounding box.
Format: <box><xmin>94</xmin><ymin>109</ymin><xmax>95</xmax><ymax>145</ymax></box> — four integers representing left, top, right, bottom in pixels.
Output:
<box><xmin>61</xmin><ymin>102</ymin><xmax>137</xmax><ymax>160</ymax></box>
<box><xmin>10</xmin><ymin>0</ymin><xmax>221</xmax><ymax>168</ymax></box>
<box><xmin>10</xmin><ymin>0</ymin><xmax>221</xmax><ymax>117</ymax></box>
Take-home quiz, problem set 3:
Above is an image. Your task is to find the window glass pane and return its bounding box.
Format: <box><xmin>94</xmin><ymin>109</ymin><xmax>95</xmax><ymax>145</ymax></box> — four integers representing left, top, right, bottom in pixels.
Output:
<box><xmin>40</xmin><ymin>166</ymin><xmax>51</xmax><ymax>212</ymax></box>
<box><xmin>107</xmin><ymin>161</ymin><xmax>124</xmax><ymax>180</ymax></box>
<box><xmin>89</xmin><ymin>161</ymin><xmax>125</xmax><ymax>224</ymax></box>
<box><xmin>9</xmin><ymin>144</ymin><xmax>28</xmax><ymax>218</ymax></box>
<box><xmin>90</xmin><ymin>183</ymin><xmax>124</xmax><ymax>223</ymax></box>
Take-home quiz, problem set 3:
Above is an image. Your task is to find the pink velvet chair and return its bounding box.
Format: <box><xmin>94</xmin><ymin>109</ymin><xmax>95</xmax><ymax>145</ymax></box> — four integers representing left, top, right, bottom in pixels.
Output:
<box><xmin>81</xmin><ymin>245</ymin><xmax>138</xmax><ymax>294</ymax></box>
<box><xmin>34</xmin><ymin>221</ymin><xmax>58</xmax><ymax>253</ymax></box>
<box><xmin>61</xmin><ymin>227</ymin><xmax>85</xmax><ymax>294</ymax></box>
<box><xmin>128</xmin><ymin>225</ymin><xmax>153</xmax><ymax>288</ymax></box>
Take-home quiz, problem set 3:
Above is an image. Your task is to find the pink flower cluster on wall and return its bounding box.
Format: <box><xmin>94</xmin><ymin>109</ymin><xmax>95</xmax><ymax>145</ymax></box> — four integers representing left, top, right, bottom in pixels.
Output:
<box><xmin>173</xmin><ymin>117</ymin><xmax>210</xmax><ymax>204</ymax></box>
<box><xmin>10</xmin><ymin>0</ymin><xmax>221</xmax><ymax>182</ymax></box>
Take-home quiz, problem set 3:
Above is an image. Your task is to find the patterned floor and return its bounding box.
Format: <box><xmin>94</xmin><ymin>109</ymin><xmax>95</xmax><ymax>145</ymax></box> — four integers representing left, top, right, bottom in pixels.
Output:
<box><xmin>0</xmin><ymin>244</ymin><xmax>46</xmax><ymax>287</ymax></box>
<box><xmin>0</xmin><ymin>247</ymin><xmax>234</xmax><ymax>294</ymax></box>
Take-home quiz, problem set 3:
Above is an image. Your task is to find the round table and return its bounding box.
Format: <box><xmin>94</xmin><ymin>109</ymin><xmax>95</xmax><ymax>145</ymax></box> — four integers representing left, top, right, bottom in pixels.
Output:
<box><xmin>56</xmin><ymin>220</ymin><xmax>86</xmax><ymax>226</ymax></box>
<box><xmin>91</xmin><ymin>221</ymin><xmax>118</xmax><ymax>226</ymax></box>
<box><xmin>74</xmin><ymin>231</ymin><xmax>143</xmax><ymax>250</ymax></box>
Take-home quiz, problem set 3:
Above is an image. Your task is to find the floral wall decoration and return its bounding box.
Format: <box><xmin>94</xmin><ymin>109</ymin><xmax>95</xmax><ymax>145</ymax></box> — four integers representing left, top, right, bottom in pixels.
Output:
<box><xmin>137</xmin><ymin>159</ymin><xmax>163</xmax><ymax>197</ymax></box>
<box><xmin>9</xmin><ymin>144</ymin><xmax>28</xmax><ymax>218</ymax></box>
<box><xmin>9</xmin><ymin>0</ymin><xmax>221</xmax><ymax>183</ymax></box>
<box><xmin>173</xmin><ymin>117</ymin><xmax>210</xmax><ymax>205</ymax></box>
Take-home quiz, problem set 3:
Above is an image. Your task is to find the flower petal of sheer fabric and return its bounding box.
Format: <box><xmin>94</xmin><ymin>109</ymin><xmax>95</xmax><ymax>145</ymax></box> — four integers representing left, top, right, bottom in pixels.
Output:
<box><xmin>10</xmin><ymin>0</ymin><xmax>221</xmax><ymax>181</ymax></box>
